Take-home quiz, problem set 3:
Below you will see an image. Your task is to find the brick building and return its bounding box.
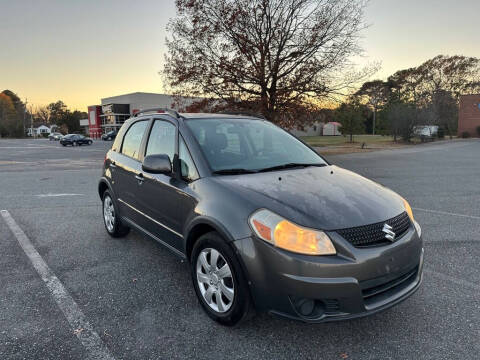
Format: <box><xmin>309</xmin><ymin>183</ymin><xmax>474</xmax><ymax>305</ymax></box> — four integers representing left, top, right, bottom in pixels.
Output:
<box><xmin>458</xmin><ymin>94</ymin><xmax>480</xmax><ymax>137</ymax></box>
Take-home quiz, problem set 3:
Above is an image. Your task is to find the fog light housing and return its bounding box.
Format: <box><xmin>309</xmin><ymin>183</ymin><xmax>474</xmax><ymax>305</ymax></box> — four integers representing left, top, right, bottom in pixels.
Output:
<box><xmin>295</xmin><ymin>298</ymin><xmax>315</xmax><ymax>316</ymax></box>
<box><xmin>290</xmin><ymin>296</ymin><xmax>327</xmax><ymax>319</ymax></box>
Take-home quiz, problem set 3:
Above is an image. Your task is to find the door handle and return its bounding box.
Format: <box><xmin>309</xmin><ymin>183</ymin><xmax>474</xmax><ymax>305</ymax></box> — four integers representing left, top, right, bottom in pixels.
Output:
<box><xmin>135</xmin><ymin>174</ymin><xmax>144</xmax><ymax>183</ymax></box>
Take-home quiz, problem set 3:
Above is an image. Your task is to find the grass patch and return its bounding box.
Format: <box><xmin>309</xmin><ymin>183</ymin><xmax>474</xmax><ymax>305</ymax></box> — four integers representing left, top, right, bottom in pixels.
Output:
<box><xmin>301</xmin><ymin>135</ymin><xmax>395</xmax><ymax>147</ymax></box>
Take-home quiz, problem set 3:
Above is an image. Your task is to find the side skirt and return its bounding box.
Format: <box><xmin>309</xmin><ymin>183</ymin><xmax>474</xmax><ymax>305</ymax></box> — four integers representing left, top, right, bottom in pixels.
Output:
<box><xmin>121</xmin><ymin>216</ymin><xmax>187</xmax><ymax>260</ymax></box>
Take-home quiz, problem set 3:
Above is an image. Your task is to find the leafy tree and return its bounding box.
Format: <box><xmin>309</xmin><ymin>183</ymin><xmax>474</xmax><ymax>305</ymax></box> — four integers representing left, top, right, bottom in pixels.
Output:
<box><xmin>47</xmin><ymin>101</ymin><xmax>68</xmax><ymax>124</ymax></box>
<box><xmin>384</xmin><ymin>101</ymin><xmax>416</xmax><ymax>142</ymax></box>
<box><xmin>415</xmin><ymin>55</ymin><xmax>480</xmax><ymax>101</ymax></box>
<box><xmin>335</xmin><ymin>101</ymin><xmax>365</xmax><ymax>142</ymax></box>
<box><xmin>0</xmin><ymin>94</ymin><xmax>17</xmax><ymax>137</ymax></box>
<box><xmin>164</xmin><ymin>0</ymin><xmax>372</xmax><ymax>126</ymax></box>
<box><xmin>0</xmin><ymin>90</ymin><xmax>24</xmax><ymax>137</ymax></box>
<box><xmin>61</xmin><ymin>110</ymin><xmax>86</xmax><ymax>133</ymax></box>
<box><xmin>380</xmin><ymin>55</ymin><xmax>480</xmax><ymax>140</ymax></box>
<box><xmin>429</xmin><ymin>90</ymin><xmax>458</xmax><ymax>138</ymax></box>
<box><xmin>387</xmin><ymin>68</ymin><xmax>424</xmax><ymax>106</ymax></box>
<box><xmin>356</xmin><ymin>80</ymin><xmax>389</xmax><ymax>135</ymax></box>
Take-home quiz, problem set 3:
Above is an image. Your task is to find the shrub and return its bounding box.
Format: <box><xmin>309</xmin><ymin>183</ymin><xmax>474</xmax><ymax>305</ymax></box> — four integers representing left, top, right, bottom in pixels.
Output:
<box><xmin>476</xmin><ymin>126</ymin><xmax>480</xmax><ymax>137</ymax></box>
<box><xmin>461</xmin><ymin>131</ymin><xmax>470</xmax><ymax>138</ymax></box>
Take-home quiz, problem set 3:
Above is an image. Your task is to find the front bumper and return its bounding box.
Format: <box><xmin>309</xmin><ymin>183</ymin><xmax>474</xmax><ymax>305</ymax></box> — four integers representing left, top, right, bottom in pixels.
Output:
<box><xmin>233</xmin><ymin>226</ymin><xmax>424</xmax><ymax>323</ymax></box>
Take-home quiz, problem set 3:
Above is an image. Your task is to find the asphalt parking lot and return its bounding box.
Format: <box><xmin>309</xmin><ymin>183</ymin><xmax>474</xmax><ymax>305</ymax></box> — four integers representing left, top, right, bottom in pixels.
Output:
<box><xmin>1</xmin><ymin>138</ymin><xmax>479</xmax><ymax>360</ymax></box>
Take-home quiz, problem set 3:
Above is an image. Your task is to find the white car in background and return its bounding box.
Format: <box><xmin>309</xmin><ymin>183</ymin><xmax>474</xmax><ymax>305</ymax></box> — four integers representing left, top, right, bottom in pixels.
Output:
<box><xmin>414</xmin><ymin>126</ymin><xmax>438</xmax><ymax>140</ymax></box>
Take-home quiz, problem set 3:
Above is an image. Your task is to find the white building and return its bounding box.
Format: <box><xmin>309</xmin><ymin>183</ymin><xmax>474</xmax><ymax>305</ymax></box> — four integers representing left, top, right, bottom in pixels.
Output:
<box><xmin>290</xmin><ymin>122</ymin><xmax>324</xmax><ymax>137</ymax></box>
<box><xmin>27</xmin><ymin>124</ymin><xmax>54</xmax><ymax>136</ymax></box>
<box><xmin>323</xmin><ymin>122</ymin><xmax>342</xmax><ymax>136</ymax></box>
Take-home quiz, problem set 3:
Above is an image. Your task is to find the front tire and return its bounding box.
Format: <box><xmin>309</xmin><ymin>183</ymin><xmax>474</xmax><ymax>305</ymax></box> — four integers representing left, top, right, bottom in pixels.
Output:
<box><xmin>191</xmin><ymin>232</ymin><xmax>251</xmax><ymax>326</ymax></box>
<box><xmin>102</xmin><ymin>190</ymin><xmax>130</xmax><ymax>237</ymax></box>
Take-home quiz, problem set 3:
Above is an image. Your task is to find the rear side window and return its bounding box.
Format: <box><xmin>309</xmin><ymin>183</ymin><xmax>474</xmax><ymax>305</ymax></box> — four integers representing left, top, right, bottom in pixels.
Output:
<box><xmin>121</xmin><ymin>121</ymin><xmax>148</xmax><ymax>159</ymax></box>
<box><xmin>145</xmin><ymin>120</ymin><xmax>176</xmax><ymax>162</ymax></box>
<box><xmin>112</xmin><ymin>124</ymin><xmax>128</xmax><ymax>152</ymax></box>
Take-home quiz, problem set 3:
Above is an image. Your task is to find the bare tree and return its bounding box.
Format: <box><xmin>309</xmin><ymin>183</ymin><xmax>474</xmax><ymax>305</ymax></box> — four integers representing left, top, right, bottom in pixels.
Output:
<box><xmin>164</xmin><ymin>0</ymin><xmax>372</xmax><ymax>125</ymax></box>
<box><xmin>35</xmin><ymin>106</ymin><xmax>51</xmax><ymax>124</ymax></box>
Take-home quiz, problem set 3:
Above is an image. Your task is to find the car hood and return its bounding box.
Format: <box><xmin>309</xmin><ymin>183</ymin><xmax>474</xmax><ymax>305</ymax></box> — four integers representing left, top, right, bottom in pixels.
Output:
<box><xmin>214</xmin><ymin>165</ymin><xmax>406</xmax><ymax>230</ymax></box>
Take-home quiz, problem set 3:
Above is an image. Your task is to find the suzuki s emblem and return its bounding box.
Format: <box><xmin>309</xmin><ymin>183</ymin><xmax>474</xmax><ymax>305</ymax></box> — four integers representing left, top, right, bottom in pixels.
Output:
<box><xmin>382</xmin><ymin>224</ymin><xmax>396</xmax><ymax>242</ymax></box>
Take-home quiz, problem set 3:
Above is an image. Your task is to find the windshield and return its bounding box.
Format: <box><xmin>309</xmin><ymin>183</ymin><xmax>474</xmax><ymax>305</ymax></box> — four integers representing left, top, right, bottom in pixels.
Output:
<box><xmin>185</xmin><ymin>118</ymin><xmax>327</xmax><ymax>173</ymax></box>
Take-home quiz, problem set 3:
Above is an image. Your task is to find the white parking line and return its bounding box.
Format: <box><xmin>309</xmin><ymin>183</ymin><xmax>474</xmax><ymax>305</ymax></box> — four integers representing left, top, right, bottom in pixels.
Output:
<box><xmin>413</xmin><ymin>207</ymin><xmax>480</xmax><ymax>220</ymax></box>
<box><xmin>0</xmin><ymin>210</ymin><xmax>116</xmax><ymax>360</ymax></box>
<box><xmin>35</xmin><ymin>193</ymin><xmax>83</xmax><ymax>198</ymax></box>
<box><xmin>424</xmin><ymin>269</ymin><xmax>480</xmax><ymax>292</ymax></box>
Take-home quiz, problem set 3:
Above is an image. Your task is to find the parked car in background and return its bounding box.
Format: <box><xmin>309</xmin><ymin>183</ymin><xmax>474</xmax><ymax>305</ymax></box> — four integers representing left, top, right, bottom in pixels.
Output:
<box><xmin>60</xmin><ymin>134</ymin><xmax>93</xmax><ymax>146</ymax></box>
<box><xmin>48</xmin><ymin>132</ymin><xmax>63</xmax><ymax>141</ymax></box>
<box><xmin>414</xmin><ymin>125</ymin><xmax>438</xmax><ymax>141</ymax></box>
<box><xmin>101</xmin><ymin>130</ymin><xmax>118</xmax><ymax>141</ymax></box>
<box><xmin>98</xmin><ymin>108</ymin><xmax>423</xmax><ymax>326</ymax></box>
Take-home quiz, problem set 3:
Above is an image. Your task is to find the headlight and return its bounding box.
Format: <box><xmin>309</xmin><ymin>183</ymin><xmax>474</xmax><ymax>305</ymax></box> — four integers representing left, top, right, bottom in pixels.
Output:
<box><xmin>402</xmin><ymin>198</ymin><xmax>421</xmax><ymax>236</ymax></box>
<box><xmin>402</xmin><ymin>198</ymin><xmax>414</xmax><ymax>222</ymax></box>
<box><xmin>249</xmin><ymin>209</ymin><xmax>336</xmax><ymax>255</ymax></box>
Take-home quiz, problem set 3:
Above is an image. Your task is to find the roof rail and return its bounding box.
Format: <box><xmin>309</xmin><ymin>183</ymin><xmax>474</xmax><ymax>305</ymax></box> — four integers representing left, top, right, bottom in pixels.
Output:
<box><xmin>219</xmin><ymin>111</ymin><xmax>266</xmax><ymax>120</ymax></box>
<box><xmin>133</xmin><ymin>107</ymin><xmax>183</xmax><ymax>119</ymax></box>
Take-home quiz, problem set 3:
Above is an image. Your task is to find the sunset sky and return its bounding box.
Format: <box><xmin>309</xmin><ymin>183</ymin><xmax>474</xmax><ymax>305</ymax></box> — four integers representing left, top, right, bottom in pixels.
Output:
<box><xmin>1</xmin><ymin>0</ymin><xmax>479</xmax><ymax>111</ymax></box>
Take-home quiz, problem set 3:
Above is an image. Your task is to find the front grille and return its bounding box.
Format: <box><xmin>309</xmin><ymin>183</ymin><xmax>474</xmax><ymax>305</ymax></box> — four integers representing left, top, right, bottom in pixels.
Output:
<box><xmin>336</xmin><ymin>212</ymin><xmax>411</xmax><ymax>248</ymax></box>
<box><xmin>361</xmin><ymin>266</ymin><xmax>419</xmax><ymax>308</ymax></box>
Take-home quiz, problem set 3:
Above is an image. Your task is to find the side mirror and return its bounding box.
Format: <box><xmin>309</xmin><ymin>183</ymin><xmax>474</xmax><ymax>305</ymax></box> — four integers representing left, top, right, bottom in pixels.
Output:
<box><xmin>142</xmin><ymin>154</ymin><xmax>172</xmax><ymax>174</ymax></box>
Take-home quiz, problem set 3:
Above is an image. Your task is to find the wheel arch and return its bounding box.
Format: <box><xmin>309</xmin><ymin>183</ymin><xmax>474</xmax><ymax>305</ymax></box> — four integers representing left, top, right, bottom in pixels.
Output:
<box><xmin>98</xmin><ymin>178</ymin><xmax>114</xmax><ymax>200</ymax></box>
<box><xmin>184</xmin><ymin>216</ymin><xmax>237</xmax><ymax>262</ymax></box>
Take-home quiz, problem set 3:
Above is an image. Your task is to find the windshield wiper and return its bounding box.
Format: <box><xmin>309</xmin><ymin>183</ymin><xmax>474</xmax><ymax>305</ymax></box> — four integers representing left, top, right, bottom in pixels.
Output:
<box><xmin>257</xmin><ymin>163</ymin><xmax>327</xmax><ymax>173</ymax></box>
<box><xmin>213</xmin><ymin>168</ymin><xmax>258</xmax><ymax>175</ymax></box>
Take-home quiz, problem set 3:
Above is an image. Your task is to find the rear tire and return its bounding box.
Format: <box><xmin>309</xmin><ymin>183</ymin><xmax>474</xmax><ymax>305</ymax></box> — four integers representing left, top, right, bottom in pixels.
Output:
<box><xmin>191</xmin><ymin>232</ymin><xmax>251</xmax><ymax>326</ymax></box>
<box><xmin>88</xmin><ymin>140</ymin><xmax>93</xmax><ymax>145</ymax></box>
<box><xmin>102</xmin><ymin>190</ymin><xmax>130</xmax><ymax>238</ymax></box>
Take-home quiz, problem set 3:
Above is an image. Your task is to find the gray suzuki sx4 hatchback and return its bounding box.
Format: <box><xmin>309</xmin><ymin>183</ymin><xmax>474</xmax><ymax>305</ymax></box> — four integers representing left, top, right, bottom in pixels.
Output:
<box><xmin>98</xmin><ymin>108</ymin><xmax>423</xmax><ymax>326</ymax></box>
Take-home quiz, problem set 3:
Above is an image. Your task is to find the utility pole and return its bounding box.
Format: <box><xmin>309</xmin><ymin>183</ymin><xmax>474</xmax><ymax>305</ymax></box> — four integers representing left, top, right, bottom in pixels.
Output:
<box><xmin>29</xmin><ymin>104</ymin><xmax>35</xmax><ymax>139</ymax></box>
<box><xmin>23</xmin><ymin>98</ymin><xmax>27</xmax><ymax>137</ymax></box>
